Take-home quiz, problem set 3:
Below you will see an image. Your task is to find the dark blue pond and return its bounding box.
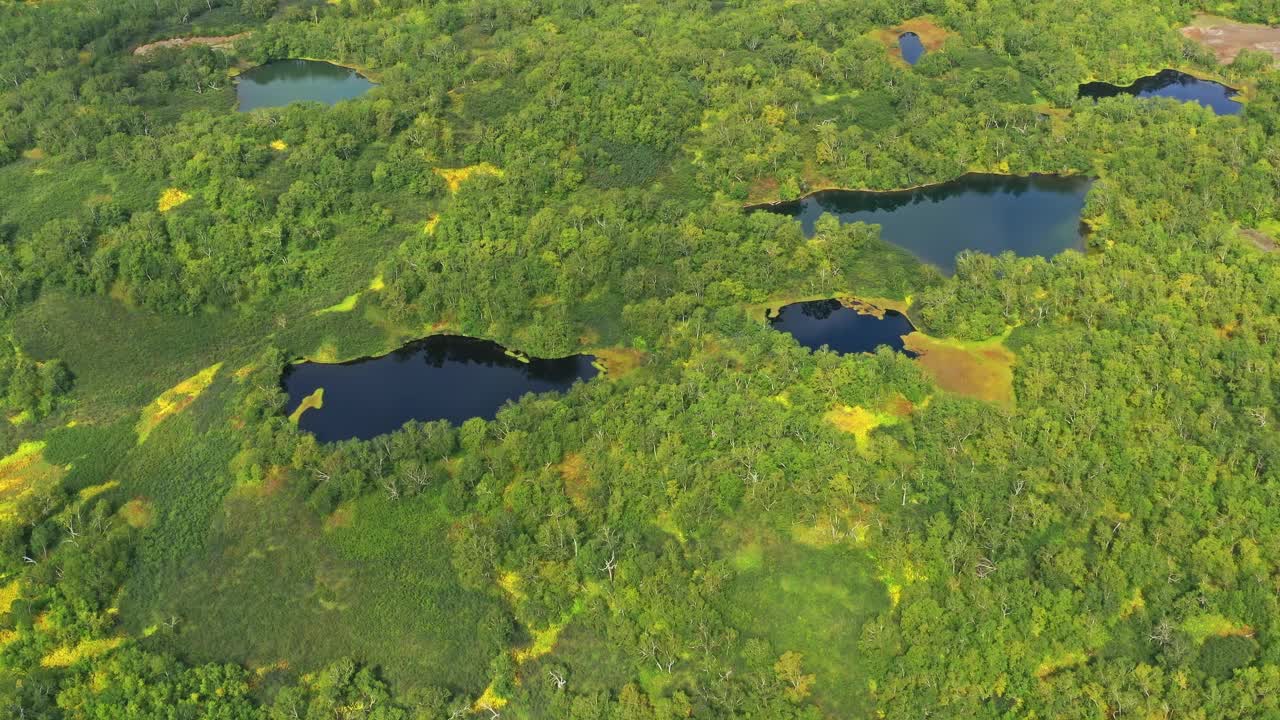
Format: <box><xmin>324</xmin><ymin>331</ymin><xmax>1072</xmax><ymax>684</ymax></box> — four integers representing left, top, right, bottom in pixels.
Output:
<box><xmin>768</xmin><ymin>300</ymin><xmax>916</xmax><ymax>356</ymax></box>
<box><xmin>282</xmin><ymin>335</ymin><xmax>598</xmax><ymax>442</ymax></box>
<box><xmin>1078</xmin><ymin>70</ymin><xmax>1241</xmax><ymax>115</ymax></box>
<box><xmin>237</xmin><ymin>59</ymin><xmax>375</xmax><ymax>111</ymax></box>
<box><xmin>751</xmin><ymin>174</ymin><xmax>1092</xmax><ymax>275</ymax></box>
<box><xmin>899</xmin><ymin>32</ymin><xmax>926</xmax><ymax>65</ymax></box>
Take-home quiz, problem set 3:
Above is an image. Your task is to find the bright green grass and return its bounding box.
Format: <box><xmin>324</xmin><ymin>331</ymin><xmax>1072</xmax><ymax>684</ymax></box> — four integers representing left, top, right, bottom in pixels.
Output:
<box><xmin>128</xmin><ymin>482</ymin><xmax>508</xmax><ymax>697</ymax></box>
<box><xmin>13</xmin><ymin>292</ymin><xmax>257</xmax><ymax>422</ymax></box>
<box><xmin>0</xmin><ymin>157</ymin><xmax>121</xmax><ymax>238</ymax></box>
<box><xmin>719</xmin><ymin>537</ymin><xmax>889</xmax><ymax>718</ymax></box>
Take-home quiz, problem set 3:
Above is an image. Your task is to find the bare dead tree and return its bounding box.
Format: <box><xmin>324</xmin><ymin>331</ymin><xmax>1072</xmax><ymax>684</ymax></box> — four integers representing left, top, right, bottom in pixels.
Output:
<box><xmin>548</xmin><ymin>669</ymin><xmax>566</xmax><ymax>689</ymax></box>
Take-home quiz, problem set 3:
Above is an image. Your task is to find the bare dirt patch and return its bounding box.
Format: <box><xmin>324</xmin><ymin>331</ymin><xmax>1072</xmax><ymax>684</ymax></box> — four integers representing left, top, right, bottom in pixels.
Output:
<box><xmin>134</xmin><ymin>33</ymin><xmax>250</xmax><ymax>56</ymax></box>
<box><xmin>1240</xmin><ymin>228</ymin><xmax>1278</xmax><ymax>252</ymax></box>
<box><xmin>1181</xmin><ymin>15</ymin><xmax>1280</xmax><ymax>64</ymax></box>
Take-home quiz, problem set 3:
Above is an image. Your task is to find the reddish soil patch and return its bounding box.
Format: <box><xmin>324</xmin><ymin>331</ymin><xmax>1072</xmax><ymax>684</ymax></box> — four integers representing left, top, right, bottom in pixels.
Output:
<box><xmin>873</xmin><ymin>17</ymin><xmax>953</xmax><ymax>63</ymax></box>
<box><xmin>903</xmin><ymin>334</ymin><xmax>1015</xmax><ymax>408</ymax></box>
<box><xmin>1182</xmin><ymin>19</ymin><xmax>1280</xmax><ymax>64</ymax></box>
<box><xmin>887</xmin><ymin>394</ymin><xmax>916</xmax><ymax>418</ymax></box>
<box><xmin>261</xmin><ymin>466</ymin><xmax>289</xmax><ymax>497</ymax></box>
<box><xmin>133</xmin><ymin>33</ymin><xmax>250</xmax><ymax>56</ymax></box>
<box><xmin>593</xmin><ymin>347</ymin><xmax>646</xmax><ymax>378</ymax></box>
<box><xmin>324</xmin><ymin>505</ymin><xmax>354</xmax><ymax>531</ymax></box>
<box><xmin>120</xmin><ymin>498</ymin><xmax>155</xmax><ymax>528</ymax></box>
<box><xmin>746</xmin><ymin>176</ymin><xmax>781</xmax><ymax>205</ymax></box>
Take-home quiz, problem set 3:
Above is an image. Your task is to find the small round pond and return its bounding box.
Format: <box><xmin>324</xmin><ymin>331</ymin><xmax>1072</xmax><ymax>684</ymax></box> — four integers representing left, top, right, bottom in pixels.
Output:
<box><xmin>768</xmin><ymin>299</ymin><xmax>916</xmax><ymax>356</ymax></box>
<box><xmin>282</xmin><ymin>335</ymin><xmax>599</xmax><ymax>442</ymax></box>
<box><xmin>899</xmin><ymin>32</ymin><xmax>926</xmax><ymax>65</ymax></box>
<box><xmin>1078</xmin><ymin>70</ymin><xmax>1241</xmax><ymax>116</ymax></box>
<box><xmin>237</xmin><ymin>59</ymin><xmax>375</xmax><ymax>111</ymax></box>
<box><xmin>750</xmin><ymin>174</ymin><xmax>1092</xmax><ymax>275</ymax></box>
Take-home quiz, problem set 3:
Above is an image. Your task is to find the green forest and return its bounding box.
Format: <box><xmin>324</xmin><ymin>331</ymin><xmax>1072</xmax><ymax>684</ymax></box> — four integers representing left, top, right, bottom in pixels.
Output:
<box><xmin>1</xmin><ymin>0</ymin><xmax>1279</xmax><ymax>717</ymax></box>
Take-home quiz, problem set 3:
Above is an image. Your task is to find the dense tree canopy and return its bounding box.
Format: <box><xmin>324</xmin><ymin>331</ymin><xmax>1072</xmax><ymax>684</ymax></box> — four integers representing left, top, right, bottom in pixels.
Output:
<box><xmin>0</xmin><ymin>0</ymin><xmax>1278</xmax><ymax>718</ymax></box>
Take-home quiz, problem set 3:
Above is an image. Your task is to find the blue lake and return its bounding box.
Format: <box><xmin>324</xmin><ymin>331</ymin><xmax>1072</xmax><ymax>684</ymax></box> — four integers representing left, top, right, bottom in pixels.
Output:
<box><xmin>1078</xmin><ymin>70</ymin><xmax>1241</xmax><ymax>115</ymax></box>
<box><xmin>768</xmin><ymin>300</ymin><xmax>916</xmax><ymax>356</ymax></box>
<box><xmin>237</xmin><ymin>59</ymin><xmax>375</xmax><ymax>111</ymax></box>
<box><xmin>283</xmin><ymin>335</ymin><xmax>598</xmax><ymax>442</ymax></box>
<box><xmin>751</xmin><ymin>174</ymin><xmax>1092</xmax><ymax>275</ymax></box>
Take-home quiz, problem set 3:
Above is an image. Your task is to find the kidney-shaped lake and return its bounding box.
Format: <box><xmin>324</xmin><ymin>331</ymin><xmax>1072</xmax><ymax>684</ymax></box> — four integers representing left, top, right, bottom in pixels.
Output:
<box><xmin>283</xmin><ymin>335</ymin><xmax>599</xmax><ymax>442</ymax></box>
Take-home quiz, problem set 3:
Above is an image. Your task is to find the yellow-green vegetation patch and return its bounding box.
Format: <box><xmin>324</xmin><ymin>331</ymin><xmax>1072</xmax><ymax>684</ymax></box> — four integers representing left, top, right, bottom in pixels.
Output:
<box><xmin>731</xmin><ymin>541</ymin><xmax>764</xmax><ymax>571</ymax></box>
<box><xmin>136</xmin><ymin>362</ymin><xmax>222</xmax><ymax>442</ymax></box>
<box><xmin>368</xmin><ymin>274</ymin><xmax>385</xmax><ymax>291</ymax></box>
<box><xmin>791</xmin><ymin>495</ymin><xmax>870</xmax><ymax>549</ymax></box>
<box><xmin>41</xmin><ymin>636</ymin><xmax>125</xmax><ymax>668</ymax></box>
<box><xmin>878</xmin><ymin>561</ymin><xmax>927</xmax><ymax>609</ymax></box>
<box><xmin>423</xmin><ymin>214</ymin><xmax>441</xmax><ymax>235</ymax></box>
<box><xmin>653</xmin><ymin>510</ymin><xmax>687</xmax><ymax>545</ymax></box>
<box><xmin>0</xmin><ymin>579</ymin><xmax>20</xmax><ymax>615</ymax></box>
<box><xmin>1118</xmin><ymin>588</ymin><xmax>1145</xmax><ymax>619</ymax></box>
<box><xmin>289</xmin><ymin>388</ymin><xmax>324</xmax><ymax>424</ymax></box>
<box><xmin>156</xmin><ymin>187</ymin><xmax>191</xmax><ymax>212</ymax></box>
<box><xmin>0</xmin><ymin>441</ymin><xmax>65</xmax><ymax>522</ymax></box>
<box><xmin>78</xmin><ymin>480</ymin><xmax>119</xmax><ymax>502</ymax></box>
<box><xmin>315</xmin><ymin>292</ymin><xmax>361</xmax><ymax>315</ymax></box>
<box><xmin>472</xmin><ymin>682</ymin><xmax>509</xmax><ymax>713</ymax></box>
<box><xmin>434</xmin><ymin>163</ymin><xmax>504</xmax><ymax>193</ymax></box>
<box><xmin>513</xmin><ymin>620</ymin><xmax>567</xmax><ymax>664</ymax></box>
<box><xmin>269</xmin><ymin>139</ymin><xmax>288</xmax><ymax>151</ymax></box>
<box><xmin>498</xmin><ymin>571</ymin><xmax>525</xmax><ymax>603</ymax></box>
<box><xmin>1183</xmin><ymin>613</ymin><xmax>1253</xmax><ymax>644</ymax></box>
<box><xmin>7</xmin><ymin>409</ymin><xmax>30</xmax><ymax>426</ymax></box>
<box><xmin>1035</xmin><ymin>650</ymin><xmax>1088</xmax><ymax>679</ymax></box>
<box><xmin>824</xmin><ymin>405</ymin><xmax>897</xmax><ymax>451</ymax></box>
<box><xmin>304</xmin><ymin>342</ymin><xmax>342</xmax><ymax>364</ymax></box>
<box><xmin>903</xmin><ymin>331</ymin><xmax>1015</xmax><ymax>408</ymax></box>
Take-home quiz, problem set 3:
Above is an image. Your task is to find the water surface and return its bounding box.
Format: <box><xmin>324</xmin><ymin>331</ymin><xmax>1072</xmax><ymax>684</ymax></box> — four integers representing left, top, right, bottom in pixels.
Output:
<box><xmin>1078</xmin><ymin>70</ymin><xmax>1241</xmax><ymax>115</ymax></box>
<box><xmin>751</xmin><ymin>174</ymin><xmax>1092</xmax><ymax>274</ymax></box>
<box><xmin>899</xmin><ymin>32</ymin><xmax>926</xmax><ymax>65</ymax></box>
<box><xmin>283</xmin><ymin>335</ymin><xmax>598</xmax><ymax>442</ymax></box>
<box><xmin>768</xmin><ymin>300</ymin><xmax>916</xmax><ymax>356</ymax></box>
<box><xmin>237</xmin><ymin>59</ymin><xmax>375</xmax><ymax>111</ymax></box>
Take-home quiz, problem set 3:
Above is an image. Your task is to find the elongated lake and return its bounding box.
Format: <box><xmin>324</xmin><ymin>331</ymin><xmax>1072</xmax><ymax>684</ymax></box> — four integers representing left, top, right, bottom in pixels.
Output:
<box><xmin>768</xmin><ymin>299</ymin><xmax>916</xmax><ymax>356</ymax></box>
<box><xmin>751</xmin><ymin>174</ymin><xmax>1092</xmax><ymax>274</ymax></box>
<box><xmin>899</xmin><ymin>32</ymin><xmax>926</xmax><ymax>65</ymax></box>
<box><xmin>1078</xmin><ymin>70</ymin><xmax>1241</xmax><ymax>115</ymax></box>
<box><xmin>282</xmin><ymin>335</ymin><xmax>598</xmax><ymax>442</ymax></box>
<box><xmin>237</xmin><ymin>59</ymin><xmax>375</xmax><ymax>111</ymax></box>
